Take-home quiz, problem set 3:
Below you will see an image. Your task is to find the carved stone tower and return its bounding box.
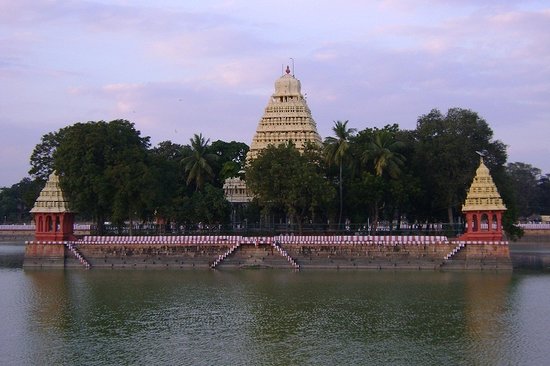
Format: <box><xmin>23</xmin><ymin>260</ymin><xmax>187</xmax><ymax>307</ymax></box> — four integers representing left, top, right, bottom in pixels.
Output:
<box><xmin>224</xmin><ymin>66</ymin><xmax>323</xmax><ymax>208</ymax></box>
<box><xmin>30</xmin><ymin>172</ymin><xmax>75</xmax><ymax>241</ymax></box>
<box><xmin>246</xmin><ymin>65</ymin><xmax>322</xmax><ymax>162</ymax></box>
<box><xmin>460</xmin><ymin>157</ymin><xmax>507</xmax><ymax>241</ymax></box>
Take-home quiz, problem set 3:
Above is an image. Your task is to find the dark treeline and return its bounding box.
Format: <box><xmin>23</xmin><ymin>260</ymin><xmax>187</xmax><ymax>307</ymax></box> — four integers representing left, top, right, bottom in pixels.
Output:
<box><xmin>1</xmin><ymin>108</ymin><xmax>549</xmax><ymax>238</ymax></box>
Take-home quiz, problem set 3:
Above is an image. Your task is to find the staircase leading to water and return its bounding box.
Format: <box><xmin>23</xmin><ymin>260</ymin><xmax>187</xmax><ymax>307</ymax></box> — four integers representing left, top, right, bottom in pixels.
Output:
<box><xmin>210</xmin><ymin>239</ymin><xmax>300</xmax><ymax>270</ymax></box>
<box><xmin>65</xmin><ymin>242</ymin><xmax>91</xmax><ymax>269</ymax></box>
<box><xmin>272</xmin><ymin>241</ymin><xmax>300</xmax><ymax>270</ymax></box>
<box><xmin>211</xmin><ymin>242</ymin><xmax>241</xmax><ymax>268</ymax></box>
<box><xmin>444</xmin><ymin>242</ymin><xmax>466</xmax><ymax>261</ymax></box>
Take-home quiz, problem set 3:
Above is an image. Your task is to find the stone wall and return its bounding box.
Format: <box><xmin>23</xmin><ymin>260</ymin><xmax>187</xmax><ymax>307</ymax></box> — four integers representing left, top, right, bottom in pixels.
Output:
<box><xmin>23</xmin><ymin>242</ymin><xmax>65</xmax><ymax>268</ymax></box>
<box><xmin>509</xmin><ymin>230</ymin><xmax>550</xmax><ymax>269</ymax></box>
<box><xmin>24</xmin><ymin>238</ymin><xmax>513</xmax><ymax>270</ymax></box>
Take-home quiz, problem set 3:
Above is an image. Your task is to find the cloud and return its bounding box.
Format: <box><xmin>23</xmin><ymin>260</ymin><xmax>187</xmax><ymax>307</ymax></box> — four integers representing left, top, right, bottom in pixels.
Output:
<box><xmin>2</xmin><ymin>0</ymin><xmax>550</xmax><ymax>187</ymax></box>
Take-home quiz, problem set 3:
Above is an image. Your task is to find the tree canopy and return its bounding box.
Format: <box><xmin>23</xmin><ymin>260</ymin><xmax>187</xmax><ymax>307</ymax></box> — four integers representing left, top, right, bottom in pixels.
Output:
<box><xmin>13</xmin><ymin>107</ymin><xmax>548</xmax><ymax>237</ymax></box>
<box><xmin>52</xmin><ymin>120</ymin><xmax>154</xmax><ymax>232</ymax></box>
<box><xmin>247</xmin><ymin>143</ymin><xmax>335</xmax><ymax>230</ymax></box>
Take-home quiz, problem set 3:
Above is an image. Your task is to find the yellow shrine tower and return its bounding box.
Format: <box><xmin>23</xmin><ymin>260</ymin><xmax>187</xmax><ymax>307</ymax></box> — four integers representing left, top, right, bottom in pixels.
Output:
<box><xmin>30</xmin><ymin>171</ymin><xmax>75</xmax><ymax>241</ymax></box>
<box><xmin>460</xmin><ymin>156</ymin><xmax>507</xmax><ymax>241</ymax></box>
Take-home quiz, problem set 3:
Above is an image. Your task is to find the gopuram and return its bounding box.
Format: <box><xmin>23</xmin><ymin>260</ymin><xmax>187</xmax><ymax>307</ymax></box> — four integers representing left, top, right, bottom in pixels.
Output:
<box><xmin>223</xmin><ymin>66</ymin><xmax>322</xmax><ymax>215</ymax></box>
<box><xmin>246</xmin><ymin>65</ymin><xmax>322</xmax><ymax>160</ymax></box>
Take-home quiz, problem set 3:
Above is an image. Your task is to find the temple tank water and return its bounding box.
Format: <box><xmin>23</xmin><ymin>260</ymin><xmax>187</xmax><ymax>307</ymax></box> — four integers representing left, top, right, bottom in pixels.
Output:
<box><xmin>1</xmin><ymin>242</ymin><xmax>549</xmax><ymax>365</ymax></box>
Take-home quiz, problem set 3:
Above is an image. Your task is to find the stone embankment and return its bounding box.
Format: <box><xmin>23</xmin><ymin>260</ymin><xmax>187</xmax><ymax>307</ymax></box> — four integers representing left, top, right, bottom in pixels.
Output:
<box><xmin>509</xmin><ymin>230</ymin><xmax>550</xmax><ymax>269</ymax></box>
<box><xmin>23</xmin><ymin>235</ymin><xmax>512</xmax><ymax>270</ymax></box>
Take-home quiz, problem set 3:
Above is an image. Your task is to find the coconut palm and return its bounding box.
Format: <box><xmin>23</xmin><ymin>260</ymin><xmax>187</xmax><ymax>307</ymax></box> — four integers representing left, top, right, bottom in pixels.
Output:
<box><xmin>362</xmin><ymin>129</ymin><xmax>406</xmax><ymax>230</ymax></box>
<box><xmin>364</xmin><ymin>129</ymin><xmax>405</xmax><ymax>179</ymax></box>
<box><xmin>182</xmin><ymin>133</ymin><xmax>218</xmax><ymax>191</ymax></box>
<box><xmin>324</xmin><ymin>120</ymin><xmax>356</xmax><ymax>229</ymax></box>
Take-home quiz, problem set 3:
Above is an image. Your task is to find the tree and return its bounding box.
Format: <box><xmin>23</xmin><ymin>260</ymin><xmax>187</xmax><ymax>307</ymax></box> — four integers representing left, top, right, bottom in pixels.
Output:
<box><xmin>208</xmin><ymin>140</ymin><xmax>249</xmax><ymax>183</ymax></box>
<box><xmin>29</xmin><ymin>130</ymin><xmax>66</xmax><ymax>182</ymax></box>
<box><xmin>537</xmin><ymin>174</ymin><xmax>550</xmax><ymax>216</ymax></box>
<box><xmin>505</xmin><ymin>162</ymin><xmax>542</xmax><ymax>218</ymax></box>
<box><xmin>363</xmin><ymin>129</ymin><xmax>405</xmax><ymax>179</ymax></box>
<box><xmin>149</xmin><ymin>141</ymin><xmax>188</xmax><ymax>225</ymax></box>
<box><xmin>189</xmin><ymin>184</ymin><xmax>231</xmax><ymax>225</ymax></box>
<box><xmin>359</xmin><ymin>126</ymin><xmax>406</xmax><ymax>229</ymax></box>
<box><xmin>247</xmin><ymin>143</ymin><xmax>335</xmax><ymax>231</ymax></box>
<box><xmin>53</xmin><ymin>120</ymin><xmax>153</xmax><ymax>233</ymax></box>
<box><xmin>324</xmin><ymin>120</ymin><xmax>356</xmax><ymax>228</ymax></box>
<box><xmin>0</xmin><ymin>178</ymin><xmax>42</xmax><ymax>223</ymax></box>
<box><xmin>413</xmin><ymin>108</ymin><xmax>507</xmax><ymax>223</ymax></box>
<box><xmin>182</xmin><ymin>134</ymin><xmax>218</xmax><ymax>191</ymax></box>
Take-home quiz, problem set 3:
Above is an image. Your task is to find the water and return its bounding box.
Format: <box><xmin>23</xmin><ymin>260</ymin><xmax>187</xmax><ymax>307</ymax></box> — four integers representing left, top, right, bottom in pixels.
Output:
<box><xmin>1</xmin><ymin>243</ymin><xmax>550</xmax><ymax>365</ymax></box>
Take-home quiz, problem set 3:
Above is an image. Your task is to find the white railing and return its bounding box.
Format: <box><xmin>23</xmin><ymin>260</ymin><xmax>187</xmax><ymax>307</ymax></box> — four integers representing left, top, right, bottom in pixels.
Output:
<box><xmin>65</xmin><ymin>242</ymin><xmax>91</xmax><ymax>269</ymax></box>
<box><xmin>211</xmin><ymin>242</ymin><xmax>242</xmax><ymax>268</ymax></box>
<box><xmin>272</xmin><ymin>241</ymin><xmax>300</xmax><ymax>270</ymax></box>
<box><xmin>444</xmin><ymin>242</ymin><xmax>466</xmax><ymax>260</ymax></box>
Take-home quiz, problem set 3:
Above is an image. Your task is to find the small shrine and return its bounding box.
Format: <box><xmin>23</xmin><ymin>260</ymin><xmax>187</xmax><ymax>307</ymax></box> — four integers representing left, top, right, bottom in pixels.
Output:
<box><xmin>30</xmin><ymin>171</ymin><xmax>75</xmax><ymax>241</ymax></box>
<box><xmin>460</xmin><ymin>156</ymin><xmax>507</xmax><ymax>241</ymax></box>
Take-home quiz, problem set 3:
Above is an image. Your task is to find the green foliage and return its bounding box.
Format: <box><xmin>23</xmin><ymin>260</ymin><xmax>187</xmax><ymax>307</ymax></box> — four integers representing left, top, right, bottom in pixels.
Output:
<box><xmin>29</xmin><ymin>131</ymin><xmax>65</xmax><ymax>182</ymax></box>
<box><xmin>208</xmin><ymin>140</ymin><xmax>249</xmax><ymax>182</ymax></box>
<box><xmin>170</xmin><ymin>184</ymin><xmax>230</xmax><ymax>225</ymax></box>
<box><xmin>19</xmin><ymin>105</ymin><xmax>542</xmax><ymax>236</ymax></box>
<box><xmin>412</xmin><ymin>108</ymin><xmax>507</xmax><ymax>223</ymax></box>
<box><xmin>247</xmin><ymin>143</ymin><xmax>335</xmax><ymax>230</ymax></box>
<box><xmin>363</xmin><ymin>129</ymin><xmax>405</xmax><ymax>179</ymax></box>
<box><xmin>324</xmin><ymin>120</ymin><xmax>356</xmax><ymax>227</ymax></box>
<box><xmin>505</xmin><ymin>162</ymin><xmax>542</xmax><ymax>217</ymax></box>
<box><xmin>538</xmin><ymin>175</ymin><xmax>550</xmax><ymax>215</ymax></box>
<box><xmin>182</xmin><ymin>134</ymin><xmax>218</xmax><ymax>191</ymax></box>
<box><xmin>149</xmin><ymin>141</ymin><xmax>188</xmax><ymax>221</ymax></box>
<box><xmin>0</xmin><ymin>178</ymin><xmax>42</xmax><ymax>223</ymax></box>
<box><xmin>53</xmin><ymin>120</ymin><xmax>153</xmax><ymax>231</ymax></box>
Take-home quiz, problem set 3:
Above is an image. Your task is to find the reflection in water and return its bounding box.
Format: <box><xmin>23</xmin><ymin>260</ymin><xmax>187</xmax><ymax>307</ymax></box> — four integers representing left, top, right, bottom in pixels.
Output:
<box><xmin>1</xmin><ymin>261</ymin><xmax>549</xmax><ymax>365</ymax></box>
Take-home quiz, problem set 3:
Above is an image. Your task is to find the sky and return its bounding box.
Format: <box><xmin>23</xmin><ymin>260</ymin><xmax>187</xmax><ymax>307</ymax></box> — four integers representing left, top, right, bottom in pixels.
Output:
<box><xmin>1</xmin><ymin>0</ymin><xmax>549</xmax><ymax>187</ymax></box>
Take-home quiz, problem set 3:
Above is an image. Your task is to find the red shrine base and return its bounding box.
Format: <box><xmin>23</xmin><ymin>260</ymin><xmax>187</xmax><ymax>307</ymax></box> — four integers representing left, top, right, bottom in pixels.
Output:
<box><xmin>24</xmin><ymin>242</ymin><xmax>66</xmax><ymax>268</ymax></box>
<box><xmin>458</xmin><ymin>232</ymin><xmax>505</xmax><ymax>241</ymax></box>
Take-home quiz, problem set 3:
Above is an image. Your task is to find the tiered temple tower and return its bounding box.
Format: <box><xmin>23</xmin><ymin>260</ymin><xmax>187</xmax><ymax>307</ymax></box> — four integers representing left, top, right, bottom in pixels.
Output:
<box><xmin>460</xmin><ymin>156</ymin><xmax>507</xmax><ymax>241</ymax></box>
<box><xmin>30</xmin><ymin>171</ymin><xmax>75</xmax><ymax>241</ymax></box>
<box><xmin>224</xmin><ymin>66</ymin><xmax>323</xmax><ymax>206</ymax></box>
<box><xmin>246</xmin><ymin>65</ymin><xmax>322</xmax><ymax>161</ymax></box>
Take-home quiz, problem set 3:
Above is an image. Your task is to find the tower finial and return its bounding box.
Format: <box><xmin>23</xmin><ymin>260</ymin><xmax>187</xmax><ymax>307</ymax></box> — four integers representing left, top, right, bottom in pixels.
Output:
<box><xmin>475</xmin><ymin>150</ymin><xmax>486</xmax><ymax>163</ymax></box>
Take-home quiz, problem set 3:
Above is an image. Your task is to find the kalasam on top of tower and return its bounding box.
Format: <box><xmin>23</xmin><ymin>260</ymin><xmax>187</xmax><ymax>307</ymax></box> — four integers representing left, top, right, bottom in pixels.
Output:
<box><xmin>246</xmin><ymin>65</ymin><xmax>322</xmax><ymax>162</ymax></box>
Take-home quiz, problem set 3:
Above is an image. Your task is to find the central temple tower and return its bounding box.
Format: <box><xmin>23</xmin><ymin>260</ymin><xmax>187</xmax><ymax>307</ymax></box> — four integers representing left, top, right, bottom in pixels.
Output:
<box><xmin>224</xmin><ymin>66</ymin><xmax>323</xmax><ymax>207</ymax></box>
<box><xmin>246</xmin><ymin>65</ymin><xmax>322</xmax><ymax>162</ymax></box>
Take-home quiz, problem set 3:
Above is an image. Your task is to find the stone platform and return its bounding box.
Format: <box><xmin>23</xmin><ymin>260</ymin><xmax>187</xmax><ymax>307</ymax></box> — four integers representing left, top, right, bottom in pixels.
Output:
<box><xmin>23</xmin><ymin>235</ymin><xmax>512</xmax><ymax>271</ymax></box>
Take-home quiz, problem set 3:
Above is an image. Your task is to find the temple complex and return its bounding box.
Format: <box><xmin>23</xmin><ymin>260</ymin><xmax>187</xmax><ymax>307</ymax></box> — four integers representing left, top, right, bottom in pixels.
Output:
<box><xmin>460</xmin><ymin>156</ymin><xmax>507</xmax><ymax>241</ymax></box>
<box><xmin>30</xmin><ymin>171</ymin><xmax>75</xmax><ymax>241</ymax></box>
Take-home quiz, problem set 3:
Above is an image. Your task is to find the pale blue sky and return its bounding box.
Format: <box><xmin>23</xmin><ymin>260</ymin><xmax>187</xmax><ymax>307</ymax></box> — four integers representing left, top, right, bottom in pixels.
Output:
<box><xmin>1</xmin><ymin>0</ymin><xmax>549</xmax><ymax>186</ymax></box>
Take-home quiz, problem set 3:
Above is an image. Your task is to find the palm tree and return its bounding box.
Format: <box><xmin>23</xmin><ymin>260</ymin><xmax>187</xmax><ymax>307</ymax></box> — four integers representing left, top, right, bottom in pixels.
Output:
<box><xmin>364</xmin><ymin>130</ymin><xmax>405</xmax><ymax>179</ymax></box>
<box><xmin>182</xmin><ymin>133</ymin><xmax>218</xmax><ymax>191</ymax></box>
<box><xmin>362</xmin><ymin>129</ymin><xmax>405</xmax><ymax>230</ymax></box>
<box><xmin>324</xmin><ymin>120</ymin><xmax>356</xmax><ymax>229</ymax></box>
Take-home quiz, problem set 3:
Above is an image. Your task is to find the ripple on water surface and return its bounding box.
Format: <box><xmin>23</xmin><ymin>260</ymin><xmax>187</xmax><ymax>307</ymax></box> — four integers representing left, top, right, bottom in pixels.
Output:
<box><xmin>1</xmin><ymin>261</ymin><xmax>550</xmax><ymax>365</ymax></box>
